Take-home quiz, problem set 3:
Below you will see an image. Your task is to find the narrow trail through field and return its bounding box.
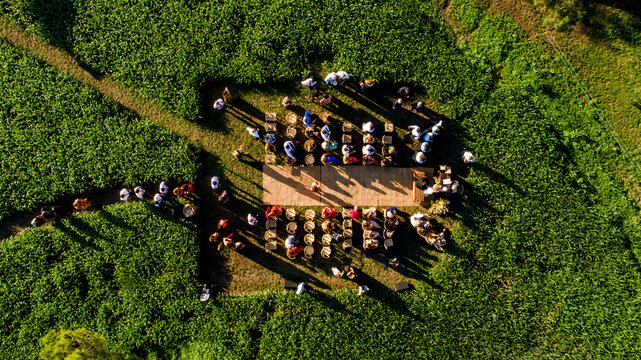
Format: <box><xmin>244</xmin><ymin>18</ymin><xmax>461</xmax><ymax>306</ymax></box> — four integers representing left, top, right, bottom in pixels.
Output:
<box><xmin>0</xmin><ymin>17</ymin><xmax>216</xmax><ymax>152</ymax></box>
<box><xmin>0</xmin><ymin>17</ymin><xmax>262</xmax><ymax>241</ymax></box>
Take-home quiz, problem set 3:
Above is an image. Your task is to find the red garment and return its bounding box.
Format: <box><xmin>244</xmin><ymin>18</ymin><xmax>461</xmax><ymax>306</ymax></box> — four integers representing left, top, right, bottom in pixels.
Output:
<box><xmin>322</xmin><ymin>207</ymin><xmax>338</xmax><ymax>219</ymax></box>
<box><xmin>349</xmin><ymin>209</ymin><xmax>361</xmax><ymax>219</ymax></box>
<box><xmin>287</xmin><ymin>246</ymin><xmax>303</xmax><ymax>258</ymax></box>
<box><xmin>266</xmin><ymin>206</ymin><xmax>283</xmax><ymax>219</ymax></box>
<box><xmin>182</xmin><ymin>183</ymin><xmax>195</xmax><ymax>193</ymax></box>
<box><xmin>218</xmin><ymin>219</ymin><xmax>229</xmax><ymax>229</ymax></box>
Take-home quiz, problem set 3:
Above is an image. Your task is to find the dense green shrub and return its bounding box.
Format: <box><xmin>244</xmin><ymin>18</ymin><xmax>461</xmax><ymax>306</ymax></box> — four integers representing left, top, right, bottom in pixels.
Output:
<box><xmin>1</xmin><ymin>0</ymin><xmax>494</xmax><ymax>119</ymax></box>
<box><xmin>0</xmin><ymin>202</ymin><xmax>200</xmax><ymax>359</ymax></box>
<box><xmin>0</xmin><ymin>40</ymin><xmax>199</xmax><ymax>220</ymax></box>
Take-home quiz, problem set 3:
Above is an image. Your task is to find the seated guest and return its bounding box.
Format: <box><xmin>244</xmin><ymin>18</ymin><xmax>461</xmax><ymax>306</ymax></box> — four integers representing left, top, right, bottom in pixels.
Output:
<box><xmin>134</xmin><ymin>186</ymin><xmax>145</xmax><ymax>199</ymax></box>
<box><xmin>342</xmin><ymin>144</ymin><xmax>355</xmax><ymax>156</ymax></box>
<box><xmin>364</xmin><ymin>229</ymin><xmax>380</xmax><ymax>239</ymax></box>
<box><xmin>285</xmin><ymin>235</ymin><xmax>300</xmax><ymax>249</ymax></box>
<box><xmin>73</xmin><ymin>198</ymin><xmax>91</xmax><ymax>210</ymax></box>
<box><xmin>325</xmin><ymin>72</ymin><xmax>339</xmax><ymax>86</ymax></box>
<box><xmin>363</xmin><ymin>238</ymin><xmax>379</xmax><ymax>250</ymax></box>
<box><xmin>287</xmin><ymin>246</ymin><xmax>303</xmax><ymax>258</ymax></box>
<box><xmin>303</xmin><ymin>110</ymin><xmax>314</xmax><ymax>127</ymax></box>
<box><xmin>282</xmin><ymin>96</ymin><xmax>295</xmax><ymax>108</ymax></box>
<box><xmin>420</xmin><ymin>142</ymin><xmax>431</xmax><ymax>153</ymax></box>
<box><xmin>346</xmin><ymin>266</ymin><xmax>358</xmax><ymax>280</ymax></box>
<box><xmin>153</xmin><ymin>193</ymin><xmax>163</xmax><ymax>207</ymax></box>
<box><xmin>304</xmin><ymin>139</ymin><xmax>317</xmax><ymax>152</ymax></box>
<box><xmin>343</xmin><ymin>154</ymin><xmax>359</xmax><ymax>164</ymax></box>
<box><xmin>301</xmin><ymin>77</ymin><xmax>317</xmax><ymax>88</ymax></box>
<box><xmin>247</xmin><ymin>213</ymin><xmax>258</xmax><ymax>226</ymax></box>
<box><xmin>432</xmin><ymin>120</ymin><xmax>443</xmax><ymax>135</ymax></box>
<box><xmin>266</xmin><ymin>206</ymin><xmax>283</xmax><ymax>219</ymax></box>
<box><xmin>332</xmin><ymin>267</ymin><xmax>345</xmax><ymax>278</ymax></box>
<box><xmin>305</xmin><ymin>126</ymin><xmax>320</xmax><ymax>139</ymax></box>
<box><xmin>463</xmin><ymin>151</ymin><xmax>476</xmax><ymax>163</ymax></box>
<box><xmin>31</xmin><ymin>216</ymin><xmax>45</xmax><ymax>227</ymax></box>
<box><xmin>363</xmin><ymin>133</ymin><xmax>375</xmax><ymax>144</ymax></box>
<box><xmin>210</xmin><ymin>176</ymin><xmax>221</xmax><ymax>190</ymax></box>
<box><xmin>410</xmin><ymin>100</ymin><xmax>423</xmax><ymax>111</ymax></box>
<box><xmin>392</xmin><ymin>98</ymin><xmax>403</xmax><ymax>110</ymax></box>
<box><xmin>119</xmin><ymin>188</ymin><xmax>130</xmax><ymax>201</ymax></box>
<box><xmin>362</xmin><ymin>144</ymin><xmax>376</xmax><ymax>156</ymax></box>
<box><xmin>381</xmin><ymin>155</ymin><xmax>396</xmax><ymax>167</ymax></box>
<box><xmin>408</xmin><ymin>125</ymin><xmax>423</xmax><ymax>140</ymax></box>
<box><xmin>383</xmin><ymin>145</ymin><xmax>397</xmax><ymax>157</ymax></box>
<box><xmin>321</xmin><ymin>125</ymin><xmax>331</xmax><ymax>141</ymax></box>
<box><xmin>265</xmin><ymin>143</ymin><xmax>276</xmax><ymax>154</ymax></box>
<box><xmin>321</xmin><ymin>153</ymin><xmax>340</xmax><ymax>166</ymax></box>
<box><xmin>362</xmin><ymin>207</ymin><xmax>377</xmax><ymax>219</ymax></box>
<box><xmin>336</xmin><ymin>71</ymin><xmax>350</xmax><ymax>85</ymax></box>
<box><xmin>414</xmin><ymin>151</ymin><xmax>426</xmax><ymax>164</ymax></box>
<box><xmin>321</xmin><ymin>140</ymin><xmax>338</xmax><ymax>151</ymax></box>
<box><xmin>265</xmin><ymin>133</ymin><xmax>276</xmax><ymax>144</ymax></box>
<box><xmin>362</xmin><ymin>121</ymin><xmax>375</xmax><ymax>134</ymax></box>
<box><xmin>159</xmin><ymin>181</ymin><xmax>170</xmax><ymax>194</ymax></box>
<box><xmin>385</xmin><ymin>207</ymin><xmax>397</xmax><ymax>218</ymax></box>
<box><xmin>384</xmin><ymin>217</ymin><xmax>400</xmax><ymax>229</ymax></box>
<box><xmin>319</xmin><ymin>92</ymin><xmax>333</xmax><ymax>106</ymax></box>
<box><xmin>383</xmin><ymin>228</ymin><xmax>396</xmax><ymax>238</ymax></box>
<box><xmin>362</xmin><ymin>219</ymin><xmax>381</xmax><ymax>229</ymax></box>
<box><xmin>362</xmin><ymin>155</ymin><xmax>379</xmax><ymax>165</ymax></box>
<box><xmin>218</xmin><ymin>190</ymin><xmax>231</xmax><ymax>204</ymax></box>
<box><xmin>322</xmin><ymin>207</ymin><xmax>339</xmax><ymax>219</ymax></box>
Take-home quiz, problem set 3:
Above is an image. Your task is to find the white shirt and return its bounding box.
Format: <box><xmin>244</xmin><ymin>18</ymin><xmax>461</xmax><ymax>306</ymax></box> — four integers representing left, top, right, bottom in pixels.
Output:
<box><xmin>246</xmin><ymin>127</ymin><xmax>260</xmax><ymax>138</ymax></box>
<box><xmin>321</xmin><ymin>125</ymin><xmax>331</xmax><ymax>141</ymax></box>
<box><xmin>159</xmin><ymin>181</ymin><xmax>169</xmax><ymax>194</ymax></box>
<box><xmin>420</xmin><ymin>142</ymin><xmax>430</xmax><ymax>153</ymax></box>
<box><xmin>284</xmin><ymin>141</ymin><xmax>296</xmax><ymax>159</ymax></box>
<box><xmin>362</xmin><ymin>122</ymin><xmax>374</xmax><ymax>134</ymax></box>
<box><xmin>247</xmin><ymin>214</ymin><xmax>257</xmax><ymax>226</ymax></box>
<box><xmin>213</xmin><ymin>99</ymin><xmax>224</xmax><ymax>109</ymax></box>
<box><xmin>409</xmin><ymin>125</ymin><xmax>421</xmax><ymax>140</ymax></box>
<box><xmin>119</xmin><ymin>188</ymin><xmax>130</xmax><ymax>201</ymax></box>
<box><xmin>415</xmin><ymin>152</ymin><xmax>426</xmax><ymax>164</ymax></box>
<box><xmin>410</xmin><ymin>213</ymin><xmax>426</xmax><ymax>227</ymax></box>
<box><xmin>211</xmin><ymin>176</ymin><xmax>220</xmax><ymax>190</ymax></box>
<box><xmin>463</xmin><ymin>152</ymin><xmax>475</xmax><ymax>163</ymax></box>
<box><xmin>422</xmin><ymin>132</ymin><xmax>433</xmax><ymax>143</ymax></box>
<box><xmin>336</xmin><ymin>71</ymin><xmax>349</xmax><ymax>81</ymax></box>
<box><xmin>301</xmin><ymin>78</ymin><xmax>317</xmax><ymax>87</ymax></box>
<box><xmin>432</xmin><ymin>120</ymin><xmax>442</xmax><ymax>134</ymax></box>
<box><xmin>325</xmin><ymin>73</ymin><xmax>338</xmax><ymax>86</ymax></box>
<box><xmin>134</xmin><ymin>186</ymin><xmax>144</xmax><ymax>199</ymax></box>
<box><xmin>362</xmin><ymin>145</ymin><xmax>376</xmax><ymax>156</ymax></box>
<box><xmin>341</xmin><ymin>144</ymin><xmax>353</xmax><ymax>156</ymax></box>
<box><xmin>153</xmin><ymin>193</ymin><xmax>163</xmax><ymax>205</ymax></box>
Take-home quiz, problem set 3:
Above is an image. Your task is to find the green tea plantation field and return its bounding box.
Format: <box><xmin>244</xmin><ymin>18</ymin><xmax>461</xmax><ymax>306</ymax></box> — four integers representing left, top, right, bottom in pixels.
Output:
<box><xmin>0</xmin><ymin>39</ymin><xmax>199</xmax><ymax>220</ymax></box>
<box><xmin>0</xmin><ymin>0</ymin><xmax>640</xmax><ymax>359</ymax></box>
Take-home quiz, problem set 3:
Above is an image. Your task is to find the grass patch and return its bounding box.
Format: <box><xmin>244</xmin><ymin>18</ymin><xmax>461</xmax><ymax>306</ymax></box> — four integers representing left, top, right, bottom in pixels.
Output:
<box><xmin>0</xmin><ymin>39</ymin><xmax>199</xmax><ymax>220</ymax></box>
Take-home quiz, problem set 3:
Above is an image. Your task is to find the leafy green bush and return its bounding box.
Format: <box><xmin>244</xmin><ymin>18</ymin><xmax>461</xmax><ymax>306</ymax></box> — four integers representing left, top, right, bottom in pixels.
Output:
<box><xmin>0</xmin><ymin>40</ymin><xmax>199</xmax><ymax>220</ymax></box>
<box><xmin>0</xmin><ymin>202</ymin><xmax>200</xmax><ymax>359</ymax></box>
<box><xmin>1</xmin><ymin>0</ymin><xmax>494</xmax><ymax>119</ymax></box>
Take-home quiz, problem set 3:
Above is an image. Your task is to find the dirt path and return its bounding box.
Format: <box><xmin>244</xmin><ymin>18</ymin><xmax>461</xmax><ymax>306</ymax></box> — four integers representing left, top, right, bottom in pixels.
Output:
<box><xmin>0</xmin><ymin>17</ymin><xmax>216</xmax><ymax>151</ymax></box>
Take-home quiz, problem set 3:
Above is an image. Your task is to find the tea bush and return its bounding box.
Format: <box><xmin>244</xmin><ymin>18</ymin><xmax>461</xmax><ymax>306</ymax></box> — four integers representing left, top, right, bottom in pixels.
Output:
<box><xmin>0</xmin><ymin>40</ymin><xmax>199</xmax><ymax>220</ymax></box>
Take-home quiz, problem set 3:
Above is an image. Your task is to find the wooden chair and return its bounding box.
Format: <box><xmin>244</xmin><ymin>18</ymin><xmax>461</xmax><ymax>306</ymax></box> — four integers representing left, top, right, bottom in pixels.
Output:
<box><xmin>384</xmin><ymin>238</ymin><xmax>394</xmax><ymax>250</ymax></box>
<box><xmin>321</xmin><ymin>246</ymin><xmax>331</xmax><ymax>258</ymax></box>
<box><xmin>304</xmin><ymin>234</ymin><xmax>315</xmax><ymax>245</ymax></box>
<box><xmin>265</xmin><ymin>241</ymin><xmax>278</xmax><ymax>252</ymax></box>
<box><xmin>304</xmin><ymin>246</ymin><xmax>314</xmax><ymax>258</ymax></box>
<box><xmin>286</xmin><ymin>222</ymin><xmax>298</xmax><ymax>234</ymax></box>
<box><xmin>304</xmin><ymin>221</ymin><xmax>315</xmax><ymax>233</ymax></box>
<box><xmin>266</xmin><ymin>219</ymin><xmax>277</xmax><ymax>229</ymax></box>
<box><xmin>286</xmin><ymin>208</ymin><xmax>296</xmax><ymax>220</ymax></box>
<box><xmin>265</xmin><ymin>122</ymin><xmax>277</xmax><ymax>132</ymax></box>
<box><xmin>265</xmin><ymin>112</ymin><xmax>277</xmax><ymax>121</ymax></box>
<box><xmin>342</xmin><ymin>239</ymin><xmax>353</xmax><ymax>249</ymax></box>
